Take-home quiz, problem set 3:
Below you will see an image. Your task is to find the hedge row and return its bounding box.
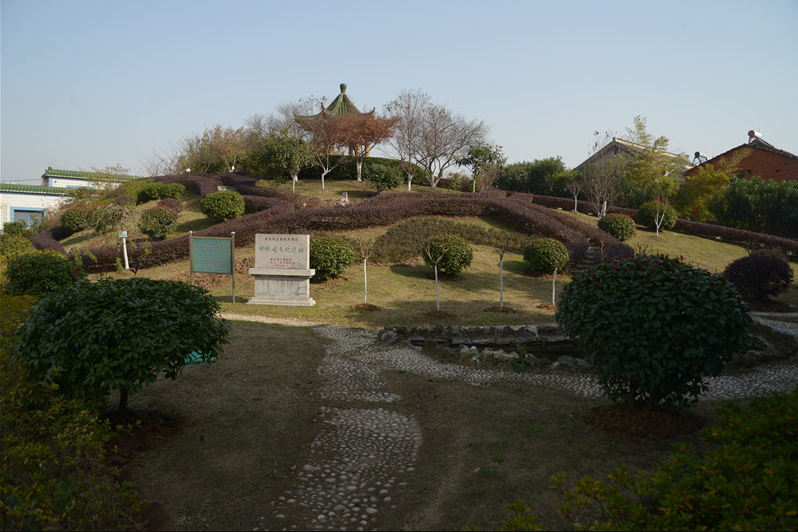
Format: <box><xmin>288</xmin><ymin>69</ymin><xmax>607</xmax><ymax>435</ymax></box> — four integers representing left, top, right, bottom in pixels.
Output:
<box><xmin>43</xmin><ymin>174</ymin><xmax>796</xmax><ymax>272</ymax></box>
<box><xmin>533</xmin><ymin>194</ymin><xmax>798</xmax><ymax>258</ymax></box>
<box><xmin>64</xmin><ymin>192</ymin><xmax>619</xmax><ymax>271</ymax></box>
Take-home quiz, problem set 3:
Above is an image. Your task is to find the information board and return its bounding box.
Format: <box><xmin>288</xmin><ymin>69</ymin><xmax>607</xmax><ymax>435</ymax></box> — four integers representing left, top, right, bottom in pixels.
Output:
<box><xmin>189</xmin><ymin>232</ymin><xmax>236</xmax><ymax>303</ymax></box>
<box><xmin>191</xmin><ymin>237</ymin><xmax>233</xmax><ymax>274</ymax></box>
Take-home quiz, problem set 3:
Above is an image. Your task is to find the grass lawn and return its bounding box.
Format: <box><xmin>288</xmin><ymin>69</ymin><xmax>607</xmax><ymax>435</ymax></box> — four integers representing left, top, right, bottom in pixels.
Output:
<box><xmin>52</xmin><ymin>185</ymin><xmax>797</xmax><ymax>530</ymax></box>
<box><xmin>94</xmin><ymin>210</ymin><xmax>798</xmax><ymax>328</ymax></box>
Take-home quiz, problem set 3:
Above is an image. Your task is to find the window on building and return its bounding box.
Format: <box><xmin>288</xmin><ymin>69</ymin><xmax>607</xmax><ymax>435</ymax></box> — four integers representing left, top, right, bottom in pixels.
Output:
<box><xmin>11</xmin><ymin>209</ymin><xmax>45</xmax><ymax>226</ymax></box>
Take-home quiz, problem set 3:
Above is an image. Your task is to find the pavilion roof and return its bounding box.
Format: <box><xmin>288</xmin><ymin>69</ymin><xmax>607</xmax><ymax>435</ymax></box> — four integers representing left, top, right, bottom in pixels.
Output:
<box><xmin>296</xmin><ymin>83</ymin><xmax>374</xmax><ymax>122</ymax></box>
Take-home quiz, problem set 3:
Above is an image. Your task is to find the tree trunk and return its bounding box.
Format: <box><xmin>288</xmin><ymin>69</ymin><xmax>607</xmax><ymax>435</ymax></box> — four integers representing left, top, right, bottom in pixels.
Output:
<box><xmin>363</xmin><ymin>258</ymin><xmax>368</xmax><ymax>304</ymax></box>
<box><xmin>118</xmin><ymin>386</ymin><xmax>129</xmax><ymax>414</ymax></box>
<box><xmin>321</xmin><ymin>169</ymin><xmax>329</xmax><ymax>190</ymax></box>
<box><xmin>434</xmin><ymin>265</ymin><xmax>440</xmax><ymax>311</ymax></box>
<box><xmin>407</xmin><ymin>172</ymin><xmax>413</xmax><ymax>191</ymax></box>
<box><xmin>551</xmin><ymin>268</ymin><xmax>558</xmax><ymax>305</ymax></box>
<box><xmin>356</xmin><ymin>159</ymin><xmax>363</xmax><ymax>182</ymax></box>
<box><xmin>499</xmin><ymin>260</ymin><xmax>504</xmax><ymax>308</ymax></box>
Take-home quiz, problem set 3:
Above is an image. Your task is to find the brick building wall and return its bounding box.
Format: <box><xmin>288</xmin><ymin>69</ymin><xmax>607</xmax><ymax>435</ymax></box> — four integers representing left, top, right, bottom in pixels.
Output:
<box><xmin>687</xmin><ymin>144</ymin><xmax>798</xmax><ymax>182</ymax></box>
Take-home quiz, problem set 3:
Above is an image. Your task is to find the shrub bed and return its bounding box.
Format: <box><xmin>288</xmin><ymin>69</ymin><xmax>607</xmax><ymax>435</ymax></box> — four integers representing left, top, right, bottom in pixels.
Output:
<box><xmin>505</xmin><ymin>389</ymin><xmax>798</xmax><ymax>531</ymax></box>
<box><xmin>1</xmin><ymin>294</ymin><xmax>140</xmax><ymax>530</ymax></box>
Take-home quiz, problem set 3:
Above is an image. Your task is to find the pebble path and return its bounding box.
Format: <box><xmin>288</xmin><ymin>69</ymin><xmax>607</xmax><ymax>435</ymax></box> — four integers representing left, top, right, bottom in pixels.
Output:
<box><xmin>229</xmin><ymin>312</ymin><xmax>798</xmax><ymax>531</ymax></box>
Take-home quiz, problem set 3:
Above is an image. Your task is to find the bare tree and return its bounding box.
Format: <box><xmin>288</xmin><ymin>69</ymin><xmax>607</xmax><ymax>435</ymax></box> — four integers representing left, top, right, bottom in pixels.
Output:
<box><xmin>422</xmin><ymin>239</ymin><xmax>449</xmax><ymax>311</ymax></box>
<box><xmin>384</xmin><ymin>89</ymin><xmax>488</xmax><ymax>189</ymax></box>
<box><xmin>415</xmin><ymin>103</ymin><xmax>488</xmax><ymax>188</ymax></box>
<box><xmin>650</xmin><ymin>195</ymin><xmax>671</xmax><ymax>237</ymax></box>
<box><xmin>174</xmin><ymin>125</ymin><xmax>246</xmax><ymax>174</ymax></box>
<box><xmin>350</xmin><ymin>237</ymin><xmax>378</xmax><ymax>306</ymax></box>
<box><xmin>493</xmin><ymin>235</ymin><xmax>514</xmax><ymax>308</ymax></box>
<box><xmin>296</xmin><ymin>112</ymin><xmax>354</xmax><ymax>190</ymax></box>
<box><xmin>565</xmin><ymin>173</ymin><xmax>583</xmax><ymax>212</ymax></box>
<box><xmin>383</xmin><ymin>89</ymin><xmax>429</xmax><ymax>191</ymax></box>
<box><xmin>583</xmin><ymin>156</ymin><xmax>625</xmax><ymax>218</ymax></box>
<box><xmin>474</xmin><ymin>162</ymin><xmax>500</xmax><ymax>194</ymax></box>
<box><xmin>139</xmin><ymin>146</ymin><xmax>180</xmax><ymax>177</ymax></box>
<box><xmin>582</xmin><ymin>131</ymin><xmax>626</xmax><ymax>218</ymax></box>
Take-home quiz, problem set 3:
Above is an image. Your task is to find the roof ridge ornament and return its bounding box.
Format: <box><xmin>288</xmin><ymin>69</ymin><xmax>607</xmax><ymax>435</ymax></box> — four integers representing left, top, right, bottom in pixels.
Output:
<box><xmin>340</xmin><ymin>83</ymin><xmax>347</xmax><ymax>93</ymax></box>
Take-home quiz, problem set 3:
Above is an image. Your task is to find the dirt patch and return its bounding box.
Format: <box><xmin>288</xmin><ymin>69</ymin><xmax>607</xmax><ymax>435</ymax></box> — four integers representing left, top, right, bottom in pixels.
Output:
<box><xmin>425</xmin><ymin>309</ymin><xmax>457</xmax><ymax>320</ymax></box>
<box><xmin>583</xmin><ymin>404</ymin><xmax>705</xmax><ymax>440</ymax></box>
<box><xmin>350</xmin><ymin>303</ymin><xmax>383</xmax><ymax>311</ymax></box>
<box><xmin>166</xmin><ymin>256</ymin><xmax>255</xmax><ymax>289</ymax></box>
<box><xmin>536</xmin><ymin>303</ymin><xmax>557</xmax><ymax>311</ymax></box>
<box><xmin>484</xmin><ymin>305</ymin><xmax>517</xmax><ymax>313</ymax></box>
<box><xmin>311</xmin><ymin>275</ymin><xmax>348</xmax><ymax>287</ymax></box>
<box><xmin>104</xmin><ymin>409</ymin><xmax>183</xmax><ymax>531</ymax></box>
<box><xmin>105</xmin><ymin>409</ymin><xmax>184</xmax><ymax>467</ymax></box>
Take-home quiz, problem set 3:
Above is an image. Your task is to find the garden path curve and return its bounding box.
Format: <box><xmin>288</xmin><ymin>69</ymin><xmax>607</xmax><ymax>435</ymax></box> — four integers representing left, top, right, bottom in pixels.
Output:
<box><xmin>217</xmin><ymin>312</ymin><xmax>798</xmax><ymax>532</ymax></box>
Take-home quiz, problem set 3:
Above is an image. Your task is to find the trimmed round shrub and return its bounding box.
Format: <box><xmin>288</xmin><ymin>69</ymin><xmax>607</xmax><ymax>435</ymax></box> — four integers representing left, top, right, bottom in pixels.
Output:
<box><xmin>421</xmin><ymin>234</ymin><xmax>473</xmax><ymax>276</ymax></box>
<box><xmin>310</xmin><ymin>236</ymin><xmax>356</xmax><ymax>282</ymax></box>
<box><xmin>523</xmin><ymin>238</ymin><xmax>569</xmax><ymax>273</ymax></box>
<box><xmin>158</xmin><ymin>182</ymin><xmax>185</xmax><ymax>199</ymax></box>
<box><xmin>723</xmin><ymin>251</ymin><xmax>794</xmax><ymax>301</ymax></box>
<box><xmin>364</xmin><ymin>163</ymin><xmax>403</xmax><ymax>193</ymax></box>
<box><xmin>60</xmin><ymin>206</ymin><xmax>90</xmax><ymax>234</ymax></box>
<box><xmin>14</xmin><ymin>278</ymin><xmax>229</xmax><ymax>412</ymax></box>
<box><xmin>157</xmin><ymin>197</ymin><xmax>183</xmax><ymax>213</ymax></box>
<box><xmin>556</xmin><ymin>254</ymin><xmax>750</xmax><ymax>413</ymax></box>
<box><xmin>199</xmin><ymin>190</ymin><xmax>245</xmax><ymax>221</ymax></box>
<box><xmin>635</xmin><ymin>201</ymin><xmax>678</xmax><ymax>231</ymax></box>
<box><xmin>137</xmin><ymin>182</ymin><xmax>163</xmax><ymax>204</ymax></box>
<box><xmin>4</xmin><ymin>251</ymin><xmax>86</xmax><ymax>296</ymax></box>
<box><xmin>139</xmin><ymin>205</ymin><xmax>179</xmax><ymax>241</ymax></box>
<box><xmin>597</xmin><ymin>213</ymin><xmax>636</xmax><ymax>241</ymax></box>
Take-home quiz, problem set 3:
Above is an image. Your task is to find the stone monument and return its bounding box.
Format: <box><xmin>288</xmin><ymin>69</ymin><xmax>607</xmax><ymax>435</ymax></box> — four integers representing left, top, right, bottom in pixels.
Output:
<box><xmin>248</xmin><ymin>234</ymin><xmax>316</xmax><ymax>306</ymax></box>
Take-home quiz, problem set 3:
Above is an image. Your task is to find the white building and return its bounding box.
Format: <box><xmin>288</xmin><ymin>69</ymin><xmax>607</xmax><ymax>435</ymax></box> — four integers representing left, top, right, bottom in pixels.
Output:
<box><xmin>1</xmin><ymin>168</ymin><xmax>141</xmax><ymax>231</ymax></box>
<box><xmin>0</xmin><ymin>183</ymin><xmax>69</xmax><ymax>228</ymax></box>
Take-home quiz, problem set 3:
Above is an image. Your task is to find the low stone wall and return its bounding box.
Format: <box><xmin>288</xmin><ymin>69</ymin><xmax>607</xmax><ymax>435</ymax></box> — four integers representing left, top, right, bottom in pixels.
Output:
<box><xmin>377</xmin><ymin>324</ymin><xmax>590</xmax><ymax>370</ymax></box>
<box><xmin>377</xmin><ymin>321</ymin><xmax>798</xmax><ymax>373</ymax></box>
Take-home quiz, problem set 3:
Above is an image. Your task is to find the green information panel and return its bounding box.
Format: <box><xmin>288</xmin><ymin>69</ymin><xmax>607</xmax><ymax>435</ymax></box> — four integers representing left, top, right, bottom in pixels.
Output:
<box><xmin>192</xmin><ymin>237</ymin><xmax>232</xmax><ymax>274</ymax></box>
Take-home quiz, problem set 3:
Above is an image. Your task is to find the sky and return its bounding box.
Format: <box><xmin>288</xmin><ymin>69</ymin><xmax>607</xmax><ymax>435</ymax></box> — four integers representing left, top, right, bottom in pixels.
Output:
<box><xmin>1</xmin><ymin>0</ymin><xmax>797</xmax><ymax>184</ymax></box>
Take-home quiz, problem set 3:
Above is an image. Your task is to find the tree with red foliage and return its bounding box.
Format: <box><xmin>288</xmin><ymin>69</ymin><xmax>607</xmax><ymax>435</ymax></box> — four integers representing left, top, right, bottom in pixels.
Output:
<box><xmin>346</xmin><ymin>113</ymin><xmax>399</xmax><ymax>181</ymax></box>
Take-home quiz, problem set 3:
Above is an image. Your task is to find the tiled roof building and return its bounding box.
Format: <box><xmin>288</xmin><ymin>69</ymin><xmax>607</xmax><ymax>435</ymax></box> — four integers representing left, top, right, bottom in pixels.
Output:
<box><xmin>685</xmin><ymin>131</ymin><xmax>798</xmax><ymax>182</ymax></box>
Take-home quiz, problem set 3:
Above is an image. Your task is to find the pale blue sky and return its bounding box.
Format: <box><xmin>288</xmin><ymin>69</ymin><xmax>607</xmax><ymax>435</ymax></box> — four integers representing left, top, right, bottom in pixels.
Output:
<box><xmin>2</xmin><ymin>0</ymin><xmax>796</xmax><ymax>183</ymax></box>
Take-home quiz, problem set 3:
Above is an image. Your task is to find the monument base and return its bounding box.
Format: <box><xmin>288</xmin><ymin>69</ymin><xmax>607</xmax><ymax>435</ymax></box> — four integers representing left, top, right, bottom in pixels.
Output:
<box><xmin>247</xmin><ymin>267</ymin><xmax>316</xmax><ymax>306</ymax></box>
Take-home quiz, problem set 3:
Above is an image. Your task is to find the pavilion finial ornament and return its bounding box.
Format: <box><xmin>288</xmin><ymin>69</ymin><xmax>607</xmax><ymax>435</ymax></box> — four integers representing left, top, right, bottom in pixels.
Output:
<box><xmin>340</xmin><ymin>83</ymin><xmax>347</xmax><ymax>93</ymax></box>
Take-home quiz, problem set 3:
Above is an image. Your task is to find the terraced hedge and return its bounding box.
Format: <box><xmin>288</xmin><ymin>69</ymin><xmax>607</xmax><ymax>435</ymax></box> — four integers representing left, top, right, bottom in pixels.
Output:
<box><xmin>31</xmin><ymin>174</ymin><xmax>798</xmax><ymax>271</ymax></box>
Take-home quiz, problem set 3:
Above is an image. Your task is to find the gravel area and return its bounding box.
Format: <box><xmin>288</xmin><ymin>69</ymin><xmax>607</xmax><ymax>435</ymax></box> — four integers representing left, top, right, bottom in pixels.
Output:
<box><xmin>231</xmin><ymin>312</ymin><xmax>798</xmax><ymax>531</ymax></box>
